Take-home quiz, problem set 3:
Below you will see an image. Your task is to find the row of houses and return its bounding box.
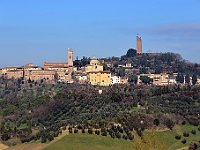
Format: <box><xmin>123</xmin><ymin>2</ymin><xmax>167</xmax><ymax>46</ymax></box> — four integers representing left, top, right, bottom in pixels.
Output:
<box><xmin>1</xmin><ymin>49</ymin><xmax>200</xmax><ymax>86</ymax></box>
<box><xmin>0</xmin><ymin>49</ymin><xmax>74</xmax><ymax>84</ymax></box>
<box><xmin>0</xmin><ymin>64</ymin><xmax>73</xmax><ymax>84</ymax></box>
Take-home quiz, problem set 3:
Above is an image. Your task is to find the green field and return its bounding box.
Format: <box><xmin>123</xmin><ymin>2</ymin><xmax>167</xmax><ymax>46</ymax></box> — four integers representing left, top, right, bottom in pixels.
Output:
<box><xmin>43</xmin><ymin>125</ymin><xmax>200</xmax><ymax>150</ymax></box>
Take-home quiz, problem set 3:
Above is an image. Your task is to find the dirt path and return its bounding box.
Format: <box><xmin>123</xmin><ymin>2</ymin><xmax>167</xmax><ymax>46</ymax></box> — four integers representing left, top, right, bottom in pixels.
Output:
<box><xmin>176</xmin><ymin>146</ymin><xmax>189</xmax><ymax>150</ymax></box>
<box><xmin>6</xmin><ymin>129</ymin><xmax>69</xmax><ymax>150</ymax></box>
<box><xmin>0</xmin><ymin>143</ymin><xmax>9</xmax><ymax>150</ymax></box>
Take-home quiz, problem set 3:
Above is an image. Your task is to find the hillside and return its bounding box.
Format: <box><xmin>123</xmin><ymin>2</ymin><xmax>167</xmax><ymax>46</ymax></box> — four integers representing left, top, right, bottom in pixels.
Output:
<box><xmin>1</xmin><ymin>78</ymin><xmax>200</xmax><ymax>148</ymax></box>
<box><xmin>99</xmin><ymin>50</ymin><xmax>200</xmax><ymax>75</ymax></box>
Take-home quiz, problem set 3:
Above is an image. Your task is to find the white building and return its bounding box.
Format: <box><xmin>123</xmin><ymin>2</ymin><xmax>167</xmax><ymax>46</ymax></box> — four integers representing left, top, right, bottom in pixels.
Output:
<box><xmin>111</xmin><ymin>76</ymin><xmax>121</xmax><ymax>84</ymax></box>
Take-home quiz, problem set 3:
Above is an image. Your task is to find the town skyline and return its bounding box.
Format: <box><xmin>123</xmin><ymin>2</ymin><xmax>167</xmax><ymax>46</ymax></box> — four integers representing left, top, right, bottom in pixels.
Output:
<box><xmin>0</xmin><ymin>0</ymin><xmax>200</xmax><ymax>67</ymax></box>
<box><xmin>1</xmin><ymin>1</ymin><xmax>200</xmax><ymax>149</ymax></box>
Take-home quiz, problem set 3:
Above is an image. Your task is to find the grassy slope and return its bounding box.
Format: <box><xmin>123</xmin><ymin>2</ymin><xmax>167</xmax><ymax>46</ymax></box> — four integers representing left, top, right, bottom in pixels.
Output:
<box><xmin>43</xmin><ymin>125</ymin><xmax>200</xmax><ymax>150</ymax></box>
<box><xmin>43</xmin><ymin>133</ymin><xmax>134</xmax><ymax>150</ymax></box>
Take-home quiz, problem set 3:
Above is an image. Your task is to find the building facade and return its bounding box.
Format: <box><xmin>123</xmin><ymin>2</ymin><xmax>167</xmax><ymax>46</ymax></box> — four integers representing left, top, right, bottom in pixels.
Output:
<box><xmin>1</xmin><ymin>49</ymin><xmax>74</xmax><ymax>83</ymax></box>
<box><xmin>138</xmin><ymin>73</ymin><xmax>177</xmax><ymax>85</ymax></box>
<box><xmin>74</xmin><ymin>73</ymin><xmax>88</xmax><ymax>84</ymax></box>
<box><xmin>6</xmin><ymin>70</ymin><xmax>24</xmax><ymax>79</ymax></box>
<box><xmin>43</xmin><ymin>49</ymin><xmax>74</xmax><ymax>83</ymax></box>
<box><xmin>87</xmin><ymin>71</ymin><xmax>111</xmax><ymax>86</ymax></box>
<box><xmin>111</xmin><ymin>76</ymin><xmax>121</xmax><ymax>84</ymax></box>
<box><xmin>44</xmin><ymin>62</ymin><xmax>68</xmax><ymax>71</ymax></box>
<box><xmin>85</xmin><ymin>58</ymin><xmax>103</xmax><ymax>73</ymax></box>
<box><xmin>1</xmin><ymin>67</ymin><xmax>18</xmax><ymax>75</ymax></box>
<box><xmin>44</xmin><ymin>49</ymin><xmax>73</xmax><ymax>71</ymax></box>
<box><xmin>24</xmin><ymin>70</ymin><xmax>55</xmax><ymax>81</ymax></box>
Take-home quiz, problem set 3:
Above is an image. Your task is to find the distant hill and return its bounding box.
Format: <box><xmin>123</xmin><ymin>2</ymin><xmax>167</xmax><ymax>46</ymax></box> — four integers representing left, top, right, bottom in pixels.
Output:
<box><xmin>101</xmin><ymin>49</ymin><xmax>200</xmax><ymax>75</ymax></box>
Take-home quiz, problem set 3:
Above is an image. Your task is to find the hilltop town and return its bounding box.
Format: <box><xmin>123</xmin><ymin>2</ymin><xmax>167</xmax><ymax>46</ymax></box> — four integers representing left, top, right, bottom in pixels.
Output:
<box><xmin>1</xmin><ymin>0</ymin><xmax>200</xmax><ymax>149</ymax></box>
<box><xmin>0</xmin><ymin>36</ymin><xmax>200</xmax><ymax>150</ymax></box>
<box><xmin>1</xmin><ymin>36</ymin><xmax>200</xmax><ymax>87</ymax></box>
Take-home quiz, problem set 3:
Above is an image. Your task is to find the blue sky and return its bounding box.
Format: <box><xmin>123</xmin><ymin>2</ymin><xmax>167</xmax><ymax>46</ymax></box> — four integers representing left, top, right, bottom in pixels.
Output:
<box><xmin>0</xmin><ymin>0</ymin><xmax>200</xmax><ymax>67</ymax></box>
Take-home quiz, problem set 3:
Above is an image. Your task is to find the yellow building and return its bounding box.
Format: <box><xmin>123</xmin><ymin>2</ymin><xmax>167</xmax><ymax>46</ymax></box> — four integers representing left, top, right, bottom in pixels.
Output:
<box><xmin>85</xmin><ymin>58</ymin><xmax>103</xmax><ymax>73</ymax></box>
<box><xmin>87</xmin><ymin>71</ymin><xmax>111</xmax><ymax>86</ymax></box>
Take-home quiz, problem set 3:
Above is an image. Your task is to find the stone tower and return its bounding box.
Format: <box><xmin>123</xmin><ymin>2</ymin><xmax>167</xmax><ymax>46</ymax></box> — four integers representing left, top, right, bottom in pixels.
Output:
<box><xmin>67</xmin><ymin>48</ymin><xmax>73</xmax><ymax>67</ymax></box>
<box><xmin>136</xmin><ymin>35</ymin><xmax>142</xmax><ymax>54</ymax></box>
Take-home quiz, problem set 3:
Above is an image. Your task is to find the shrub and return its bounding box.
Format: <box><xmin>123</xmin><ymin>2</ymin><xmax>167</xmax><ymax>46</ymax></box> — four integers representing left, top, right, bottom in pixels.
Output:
<box><xmin>127</xmin><ymin>132</ymin><xmax>134</xmax><ymax>140</ymax></box>
<box><xmin>136</xmin><ymin>129</ymin><xmax>143</xmax><ymax>137</ymax></box>
<box><xmin>181</xmin><ymin>139</ymin><xmax>187</xmax><ymax>144</ymax></box>
<box><xmin>41</xmin><ymin>136</ymin><xmax>47</xmax><ymax>143</ymax></box>
<box><xmin>181</xmin><ymin>121</ymin><xmax>186</xmax><ymax>125</ymax></box>
<box><xmin>153</xmin><ymin>118</ymin><xmax>160</xmax><ymax>126</ymax></box>
<box><xmin>68</xmin><ymin>127</ymin><xmax>72</xmax><ymax>134</ymax></box>
<box><xmin>123</xmin><ymin>126</ymin><xmax>130</xmax><ymax>134</ymax></box>
<box><xmin>188</xmin><ymin>118</ymin><xmax>199</xmax><ymax>126</ymax></box>
<box><xmin>74</xmin><ymin>128</ymin><xmax>78</xmax><ymax>134</ymax></box>
<box><xmin>33</xmin><ymin>135</ymin><xmax>38</xmax><ymax>141</ymax></box>
<box><xmin>111</xmin><ymin>125</ymin><xmax>118</xmax><ymax>133</ymax></box>
<box><xmin>175</xmin><ymin>134</ymin><xmax>181</xmax><ymax>140</ymax></box>
<box><xmin>1</xmin><ymin>131</ymin><xmax>10</xmax><ymax>141</ymax></box>
<box><xmin>59</xmin><ymin>130</ymin><xmax>62</xmax><ymax>134</ymax></box>
<box><xmin>82</xmin><ymin>128</ymin><xmax>85</xmax><ymax>133</ymax></box>
<box><xmin>122</xmin><ymin>135</ymin><xmax>128</xmax><ymax>140</ymax></box>
<box><xmin>109</xmin><ymin>129</ymin><xmax>115</xmax><ymax>138</ymax></box>
<box><xmin>117</xmin><ymin>126</ymin><xmax>123</xmax><ymax>133</ymax></box>
<box><xmin>95</xmin><ymin>130</ymin><xmax>100</xmax><ymax>135</ymax></box>
<box><xmin>183</xmin><ymin>132</ymin><xmax>189</xmax><ymax>137</ymax></box>
<box><xmin>47</xmin><ymin>135</ymin><xmax>54</xmax><ymax>141</ymax></box>
<box><xmin>54</xmin><ymin>131</ymin><xmax>59</xmax><ymax>137</ymax></box>
<box><xmin>101</xmin><ymin>131</ymin><xmax>107</xmax><ymax>136</ymax></box>
<box><xmin>77</xmin><ymin>125</ymin><xmax>83</xmax><ymax>130</ymax></box>
<box><xmin>189</xmin><ymin>142</ymin><xmax>198</xmax><ymax>150</ymax></box>
<box><xmin>115</xmin><ymin>132</ymin><xmax>121</xmax><ymax>139</ymax></box>
<box><xmin>62</xmin><ymin>126</ymin><xmax>66</xmax><ymax>130</ymax></box>
<box><xmin>191</xmin><ymin>129</ymin><xmax>196</xmax><ymax>135</ymax></box>
<box><xmin>164</xmin><ymin>119</ymin><xmax>174</xmax><ymax>130</ymax></box>
<box><xmin>20</xmin><ymin>135</ymin><xmax>34</xmax><ymax>143</ymax></box>
<box><xmin>101</xmin><ymin>128</ymin><xmax>107</xmax><ymax>136</ymax></box>
<box><xmin>88</xmin><ymin>128</ymin><xmax>93</xmax><ymax>134</ymax></box>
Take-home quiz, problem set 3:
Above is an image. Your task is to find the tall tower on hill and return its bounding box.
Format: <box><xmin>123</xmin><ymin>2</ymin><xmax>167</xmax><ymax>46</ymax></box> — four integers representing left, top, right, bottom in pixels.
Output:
<box><xmin>136</xmin><ymin>35</ymin><xmax>142</xmax><ymax>54</ymax></box>
<box><xmin>68</xmin><ymin>48</ymin><xmax>73</xmax><ymax>67</ymax></box>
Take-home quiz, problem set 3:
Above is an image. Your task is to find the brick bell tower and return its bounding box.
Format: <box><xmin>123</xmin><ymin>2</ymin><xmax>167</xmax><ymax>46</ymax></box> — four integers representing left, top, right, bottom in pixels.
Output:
<box><xmin>136</xmin><ymin>35</ymin><xmax>142</xmax><ymax>54</ymax></box>
<box><xmin>67</xmin><ymin>48</ymin><xmax>73</xmax><ymax>67</ymax></box>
